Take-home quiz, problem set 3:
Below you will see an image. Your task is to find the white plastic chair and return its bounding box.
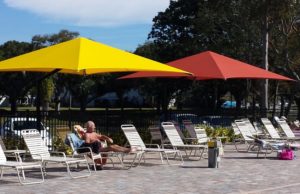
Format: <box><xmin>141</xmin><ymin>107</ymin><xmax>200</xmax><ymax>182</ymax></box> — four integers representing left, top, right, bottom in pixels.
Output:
<box><xmin>275</xmin><ymin>118</ymin><xmax>300</xmax><ymax>140</ymax></box>
<box><xmin>260</xmin><ymin>118</ymin><xmax>288</xmax><ymax>140</ymax></box>
<box><xmin>0</xmin><ymin>143</ymin><xmax>44</xmax><ymax>185</ymax></box>
<box><xmin>121</xmin><ymin>124</ymin><xmax>183</xmax><ymax>165</ymax></box>
<box><xmin>21</xmin><ymin>129</ymin><xmax>91</xmax><ymax>179</ymax></box>
<box><xmin>67</xmin><ymin>133</ymin><xmax>127</xmax><ymax>170</ymax></box>
<box><xmin>161</xmin><ymin>122</ymin><xmax>207</xmax><ymax>160</ymax></box>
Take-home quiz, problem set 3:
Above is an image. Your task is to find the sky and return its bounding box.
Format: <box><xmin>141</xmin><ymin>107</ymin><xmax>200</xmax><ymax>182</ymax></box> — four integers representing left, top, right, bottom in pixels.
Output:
<box><xmin>0</xmin><ymin>0</ymin><xmax>170</xmax><ymax>51</ymax></box>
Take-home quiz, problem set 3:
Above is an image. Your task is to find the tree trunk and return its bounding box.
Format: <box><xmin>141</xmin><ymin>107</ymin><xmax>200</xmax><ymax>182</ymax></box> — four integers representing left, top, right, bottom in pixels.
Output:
<box><xmin>295</xmin><ymin>97</ymin><xmax>300</xmax><ymax>120</ymax></box>
<box><xmin>271</xmin><ymin>82</ymin><xmax>279</xmax><ymax>119</ymax></box>
<box><xmin>42</xmin><ymin>101</ymin><xmax>49</xmax><ymax>112</ymax></box>
<box><xmin>280</xmin><ymin>95</ymin><xmax>285</xmax><ymax>117</ymax></box>
<box><xmin>9</xmin><ymin>97</ymin><xmax>17</xmax><ymax>114</ymax></box>
<box><xmin>55</xmin><ymin>96</ymin><xmax>61</xmax><ymax>112</ymax></box>
<box><xmin>261</xmin><ymin>0</ymin><xmax>269</xmax><ymax>117</ymax></box>
<box><xmin>79</xmin><ymin>98</ymin><xmax>86</xmax><ymax>112</ymax></box>
<box><xmin>284</xmin><ymin>95</ymin><xmax>294</xmax><ymax>117</ymax></box>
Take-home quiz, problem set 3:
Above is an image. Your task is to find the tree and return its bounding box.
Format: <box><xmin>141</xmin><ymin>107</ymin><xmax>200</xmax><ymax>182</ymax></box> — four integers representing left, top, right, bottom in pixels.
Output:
<box><xmin>0</xmin><ymin>41</ymin><xmax>34</xmax><ymax>113</ymax></box>
<box><xmin>135</xmin><ymin>0</ymin><xmax>299</xmax><ymax>118</ymax></box>
<box><xmin>30</xmin><ymin>30</ymin><xmax>80</xmax><ymax>111</ymax></box>
<box><xmin>138</xmin><ymin>0</ymin><xmax>264</xmax><ymax>111</ymax></box>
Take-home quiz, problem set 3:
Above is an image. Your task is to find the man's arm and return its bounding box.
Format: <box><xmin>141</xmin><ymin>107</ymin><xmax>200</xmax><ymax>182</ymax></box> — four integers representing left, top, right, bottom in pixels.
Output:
<box><xmin>97</xmin><ymin>133</ymin><xmax>113</xmax><ymax>144</ymax></box>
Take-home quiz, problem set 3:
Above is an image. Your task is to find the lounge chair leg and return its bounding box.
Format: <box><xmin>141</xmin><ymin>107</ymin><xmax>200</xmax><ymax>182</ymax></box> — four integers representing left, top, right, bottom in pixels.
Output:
<box><xmin>67</xmin><ymin>160</ymin><xmax>91</xmax><ymax>179</ymax></box>
<box><xmin>115</xmin><ymin>154</ymin><xmax>124</xmax><ymax>168</ymax></box>
<box><xmin>0</xmin><ymin>167</ymin><xmax>3</xmax><ymax>179</ymax></box>
<box><xmin>198</xmin><ymin>148</ymin><xmax>205</xmax><ymax>160</ymax></box>
<box><xmin>42</xmin><ymin>162</ymin><xmax>47</xmax><ymax>176</ymax></box>
<box><xmin>257</xmin><ymin>146</ymin><xmax>261</xmax><ymax>158</ymax></box>
<box><xmin>92</xmin><ymin>161</ymin><xmax>97</xmax><ymax>172</ymax></box>
<box><xmin>159</xmin><ymin>152</ymin><xmax>164</xmax><ymax>164</ymax></box>
<box><xmin>16</xmin><ymin>165</ymin><xmax>45</xmax><ymax>185</ymax></box>
<box><xmin>137</xmin><ymin>152</ymin><xmax>145</xmax><ymax>166</ymax></box>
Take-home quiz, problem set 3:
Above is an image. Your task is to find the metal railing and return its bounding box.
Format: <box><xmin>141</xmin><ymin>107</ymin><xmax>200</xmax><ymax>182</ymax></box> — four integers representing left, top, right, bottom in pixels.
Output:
<box><xmin>0</xmin><ymin>107</ymin><xmax>297</xmax><ymax>149</ymax></box>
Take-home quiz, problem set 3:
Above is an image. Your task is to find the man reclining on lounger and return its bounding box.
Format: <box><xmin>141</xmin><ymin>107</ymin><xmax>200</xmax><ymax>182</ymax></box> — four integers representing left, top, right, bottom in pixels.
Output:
<box><xmin>82</xmin><ymin>121</ymin><xmax>135</xmax><ymax>153</ymax></box>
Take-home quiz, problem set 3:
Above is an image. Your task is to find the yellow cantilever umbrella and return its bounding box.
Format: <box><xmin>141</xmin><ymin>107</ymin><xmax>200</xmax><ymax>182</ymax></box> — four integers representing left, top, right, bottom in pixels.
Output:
<box><xmin>0</xmin><ymin>37</ymin><xmax>190</xmax><ymax>75</ymax></box>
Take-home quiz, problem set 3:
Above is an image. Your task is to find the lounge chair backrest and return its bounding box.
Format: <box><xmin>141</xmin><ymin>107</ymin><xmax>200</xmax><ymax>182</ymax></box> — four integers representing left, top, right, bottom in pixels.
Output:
<box><xmin>260</xmin><ymin>118</ymin><xmax>281</xmax><ymax>139</ymax></box>
<box><xmin>194</xmin><ymin>126</ymin><xmax>209</xmax><ymax>144</ymax></box>
<box><xmin>0</xmin><ymin>144</ymin><xmax>7</xmax><ymax>163</ymax></box>
<box><xmin>234</xmin><ymin>120</ymin><xmax>253</xmax><ymax>141</ymax></box>
<box><xmin>252</xmin><ymin>122</ymin><xmax>264</xmax><ymax>134</ymax></box>
<box><xmin>161</xmin><ymin>122</ymin><xmax>185</xmax><ymax>146</ymax></box>
<box><xmin>148</xmin><ymin>125</ymin><xmax>163</xmax><ymax>141</ymax></box>
<box><xmin>168</xmin><ymin>120</ymin><xmax>185</xmax><ymax>140</ymax></box>
<box><xmin>182</xmin><ymin>120</ymin><xmax>197</xmax><ymax>138</ymax></box>
<box><xmin>121</xmin><ymin>124</ymin><xmax>146</xmax><ymax>149</ymax></box>
<box><xmin>276</xmin><ymin>119</ymin><xmax>295</xmax><ymax>138</ymax></box>
<box><xmin>21</xmin><ymin>129</ymin><xmax>50</xmax><ymax>159</ymax></box>
<box><xmin>0</xmin><ymin>137</ymin><xmax>7</xmax><ymax>152</ymax></box>
<box><xmin>232</xmin><ymin>123</ymin><xmax>240</xmax><ymax>135</ymax></box>
<box><xmin>242</xmin><ymin>118</ymin><xmax>257</xmax><ymax>135</ymax></box>
<box><xmin>294</xmin><ymin>120</ymin><xmax>300</xmax><ymax>128</ymax></box>
<box><xmin>66</xmin><ymin>133</ymin><xmax>85</xmax><ymax>154</ymax></box>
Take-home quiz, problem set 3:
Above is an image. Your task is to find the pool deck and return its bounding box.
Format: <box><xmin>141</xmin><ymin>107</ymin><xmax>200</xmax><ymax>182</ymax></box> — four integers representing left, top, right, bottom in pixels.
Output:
<box><xmin>1</xmin><ymin>144</ymin><xmax>300</xmax><ymax>194</ymax></box>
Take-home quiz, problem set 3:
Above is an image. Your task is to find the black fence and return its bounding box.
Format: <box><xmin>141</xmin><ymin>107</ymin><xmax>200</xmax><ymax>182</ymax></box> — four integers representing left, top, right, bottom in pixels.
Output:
<box><xmin>0</xmin><ymin>107</ymin><xmax>298</xmax><ymax>149</ymax></box>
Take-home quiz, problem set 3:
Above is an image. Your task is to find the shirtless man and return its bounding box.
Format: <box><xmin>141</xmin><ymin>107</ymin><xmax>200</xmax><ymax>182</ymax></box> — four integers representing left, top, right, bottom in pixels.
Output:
<box><xmin>84</xmin><ymin>121</ymin><xmax>132</xmax><ymax>153</ymax></box>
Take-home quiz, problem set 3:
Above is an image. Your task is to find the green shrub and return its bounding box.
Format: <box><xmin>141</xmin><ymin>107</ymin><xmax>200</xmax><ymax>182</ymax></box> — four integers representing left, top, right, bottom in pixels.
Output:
<box><xmin>196</xmin><ymin>124</ymin><xmax>235</xmax><ymax>143</ymax></box>
<box><xmin>52</xmin><ymin>135</ymin><xmax>73</xmax><ymax>155</ymax></box>
<box><xmin>3</xmin><ymin>136</ymin><xmax>26</xmax><ymax>150</ymax></box>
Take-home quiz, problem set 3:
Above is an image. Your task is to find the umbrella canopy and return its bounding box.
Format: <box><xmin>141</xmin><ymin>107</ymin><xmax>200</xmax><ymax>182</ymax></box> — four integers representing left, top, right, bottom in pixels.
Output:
<box><xmin>119</xmin><ymin>51</ymin><xmax>293</xmax><ymax>81</ymax></box>
<box><xmin>0</xmin><ymin>37</ymin><xmax>190</xmax><ymax>75</ymax></box>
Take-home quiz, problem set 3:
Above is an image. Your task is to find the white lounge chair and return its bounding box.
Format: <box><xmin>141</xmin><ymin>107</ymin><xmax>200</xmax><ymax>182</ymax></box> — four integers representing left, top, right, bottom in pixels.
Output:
<box><xmin>171</xmin><ymin>120</ymin><xmax>186</xmax><ymax>140</ymax></box>
<box><xmin>182</xmin><ymin>120</ymin><xmax>210</xmax><ymax>144</ymax></box>
<box><xmin>260</xmin><ymin>118</ymin><xmax>289</xmax><ymax>140</ymax></box>
<box><xmin>0</xmin><ymin>144</ymin><xmax>44</xmax><ymax>185</ymax></box>
<box><xmin>66</xmin><ymin>133</ymin><xmax>130</xmax><ymax>170</ymax></box>
<box><xmin>21</xmin><ymin>129</ymin><xmax>91</xmax><ymax>179</ymax></box>
<box><xmin>121</xmin><ymin>124</ymin><xmax>183</xmax><ymax>165</ymax></box>
<box><xmin>241</xmin><ymin>118</ymin><xmax>265</xmax><ymax>137</ymax></box>
<box><xmin>275</xmin><ymin>118</ymin><xmax>300</xmax><ymax>140</ymax></box>
<box><xmin>234</xmin><ymin>120</ymin><xmax>263</xmax><ymax>152</ymax></box>
<box><xmin>161</xmin><ymin>122</ymin><xmax>207</xmax><ymax>160</ymax></box>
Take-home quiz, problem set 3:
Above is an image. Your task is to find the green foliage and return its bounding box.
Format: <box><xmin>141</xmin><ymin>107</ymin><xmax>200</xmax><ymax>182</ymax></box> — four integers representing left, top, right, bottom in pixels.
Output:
<box><xmin>31</xmin><ymin>29</ymin><xmax>79</xmax><ymax>49</ymax></box>
<box><xmin>197</xmin><ymin>124</ymin><xmax>235</xmax><ymax>143</ymax></box>
<box><xmin>0</xmin><ymin>41</ymin><xmax>35</xmax><ymax>113</ymax></box>
<box><xmin>52</xmin><ymin>135</ymin><xmax>73</xmax><ymax>155</ymax></box>
<box><xmin>107</xmin><ymin>131</ymin><xmax>128</xmax><ymax>146</ymax></box>
<box><xmin>41</xmin><ymin>77</ymin><xmax>55</xmax><ymax>102</ymax></box>
<box><xmin>2</xmin><ymin>136</ymin><xmax>26</xmax><ymax>150</ymax></box>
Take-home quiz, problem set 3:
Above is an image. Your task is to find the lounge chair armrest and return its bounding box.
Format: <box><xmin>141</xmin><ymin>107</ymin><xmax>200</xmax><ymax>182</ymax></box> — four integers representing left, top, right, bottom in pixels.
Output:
<box><xmin>145</xmin><ymin>144</ymin><xmax>160</xmax><ymax>148</ymax></box>
<box><xmin>31</xmin><ymin>154</ymin><xmax>44</xmax><ymax>162</ymax></box>
<box><xmin>74</xmin><ymin>146</ymin><xmax>94</xmax><ymax>154</ymax></box>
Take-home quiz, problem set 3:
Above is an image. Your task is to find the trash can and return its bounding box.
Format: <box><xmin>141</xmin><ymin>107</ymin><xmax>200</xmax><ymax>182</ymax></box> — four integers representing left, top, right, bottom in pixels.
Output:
<box><xmin>208</xmin><ymin>140</ymin><xmax>220</xmax><ymax>168</ymax></box>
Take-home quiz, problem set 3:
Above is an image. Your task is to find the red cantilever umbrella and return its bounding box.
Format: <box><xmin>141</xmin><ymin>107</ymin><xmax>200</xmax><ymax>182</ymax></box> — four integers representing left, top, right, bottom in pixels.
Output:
<box><xmin>119</xmin><ymin>51</ymin><xmax>293</xmax><ymax>81</ymax></box>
